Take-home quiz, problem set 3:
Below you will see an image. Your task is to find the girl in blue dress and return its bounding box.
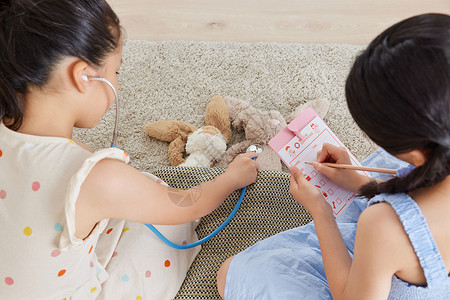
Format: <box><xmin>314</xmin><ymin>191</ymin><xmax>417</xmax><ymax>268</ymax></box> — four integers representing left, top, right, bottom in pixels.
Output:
<box><xmin>217</xmin><ymin>13</ymin><xmax>450</xmax><ymax>300</ymax></box>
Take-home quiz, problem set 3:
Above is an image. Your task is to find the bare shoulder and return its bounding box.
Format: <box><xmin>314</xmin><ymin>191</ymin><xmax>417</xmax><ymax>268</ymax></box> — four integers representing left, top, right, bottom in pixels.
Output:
<box><xmin>82</xmin><ymin>157</ymin><xmax>136</xmax><ymax>190</ymax></box>
<box><xmin>356</xmin><ymin>202</ymin><xmax>417</xmax><ymax>271</ymax></box>
<box><xmin>79</xmin><ymin>158</ymin><xmax>163</xmax><ymax>211</ymax></box>
<box><xmin>345</xmin><ymin>203</ymin><xmax>405</xmax><ymax>298</ymax></box>
<box><xmin>74</xmin><ymin>158</ymin><xmax>130</xmax><ymax>238</ymax></box>
<box><xmin>75</xmin><ymin>158</ymin><xmax>166</xmax><ymax>239</ymax></box>
<box><xmin>359</xmin><ymin>202</ymin><xmax>400</xmax><ymax>230</ymax></box>
<box><xmin>357</xmin><ymin>202</ymin><xmax>405</xmax><ymax>244</ymax></box>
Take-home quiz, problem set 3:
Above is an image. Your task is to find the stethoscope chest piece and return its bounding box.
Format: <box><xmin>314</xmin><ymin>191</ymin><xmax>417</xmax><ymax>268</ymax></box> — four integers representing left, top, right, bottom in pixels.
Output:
<box><xmin>247</xmin><ymin>144</ymin><xmax>263</xmax><ymax>155</ymax></box>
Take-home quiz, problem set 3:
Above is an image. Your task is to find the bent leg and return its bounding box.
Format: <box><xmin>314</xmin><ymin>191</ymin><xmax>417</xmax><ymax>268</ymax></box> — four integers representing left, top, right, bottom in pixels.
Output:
<box><xmin>217</xmin><ymin>256</ymin><xmax>235</xmax><ymax>299</ymax></box>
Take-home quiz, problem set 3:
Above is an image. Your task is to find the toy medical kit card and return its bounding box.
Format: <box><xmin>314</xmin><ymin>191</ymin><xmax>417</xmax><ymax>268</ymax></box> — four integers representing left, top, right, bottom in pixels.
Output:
<box><xmin>269</xmin><ymin>108</ymin><xmax>365</xmax><ymax>217</ymax></box>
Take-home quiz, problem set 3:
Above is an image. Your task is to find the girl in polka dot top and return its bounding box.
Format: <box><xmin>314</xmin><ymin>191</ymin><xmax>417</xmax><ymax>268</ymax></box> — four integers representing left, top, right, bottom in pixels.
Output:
<box><xmin>0</xmin><ymin>0</ymin><xmax>259</xmax><ymax>299</ymax></box>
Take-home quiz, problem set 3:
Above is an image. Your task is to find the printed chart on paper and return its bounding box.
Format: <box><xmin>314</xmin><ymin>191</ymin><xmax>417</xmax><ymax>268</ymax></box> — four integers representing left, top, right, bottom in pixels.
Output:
<box><xmin>277</xmin><ymin>116</ymin><xmax>365</xmax><ymax>217</ymax></box>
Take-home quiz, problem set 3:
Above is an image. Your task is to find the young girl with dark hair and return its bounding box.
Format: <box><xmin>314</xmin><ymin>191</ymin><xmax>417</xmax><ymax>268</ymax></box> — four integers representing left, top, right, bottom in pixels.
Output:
<box><xmin>218</xmin><ymin>13</ymin><xmax>450</xmax><ymax>299</ymax></box>
<box><xmin>0</xmin><ymin>0</ymin><xmax>258</xmax><ymax>298</ymax></box>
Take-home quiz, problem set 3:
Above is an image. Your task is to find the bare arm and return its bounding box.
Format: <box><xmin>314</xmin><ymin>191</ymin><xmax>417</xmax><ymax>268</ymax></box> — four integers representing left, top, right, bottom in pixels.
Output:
<box><xmin>340</xmin><ymin>204</ymin><xmax>401</xmax><ymax>299</ymax></box>
<box><xmin>75</xmin><ymin>152</ymin><xmax>258</xmax><ymax>239</ymax></box>
<box><xmin>289</xmin><ymin>168</ymin><xmax>353</xmax><ymax>296</ymax></box>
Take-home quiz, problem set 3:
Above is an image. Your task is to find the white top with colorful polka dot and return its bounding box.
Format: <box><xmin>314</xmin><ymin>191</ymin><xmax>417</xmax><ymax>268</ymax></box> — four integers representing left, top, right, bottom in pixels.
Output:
<box><xmin>0</xmin><ymin>122</ymin><xmax>128</xmax><ymax>299</ymax></box>
<box><xmin>0</xmin><ymin>122</ymin><xmax>201</xmax><ymax>299</ymax></box>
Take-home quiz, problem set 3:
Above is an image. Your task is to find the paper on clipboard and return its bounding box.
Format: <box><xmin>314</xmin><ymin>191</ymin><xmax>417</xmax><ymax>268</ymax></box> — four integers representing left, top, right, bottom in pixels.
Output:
<box><xmin>269</xmin><ymin>108</ymin><xmax>365</xmax><ymax>217</ymax></box>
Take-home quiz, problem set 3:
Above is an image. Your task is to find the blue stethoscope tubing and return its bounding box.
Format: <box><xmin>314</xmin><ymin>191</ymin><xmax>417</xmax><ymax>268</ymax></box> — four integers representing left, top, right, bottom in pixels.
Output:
<box><xmin>145</xmin><ymin>181</ymin><xmax>250</xmax><ymax>249</ymax></box>
<box><xmin>145</xmin><ymin>149</ymin><xmax>260</xmax><ymax>249</ymax></box>
<box><xmin>93</xmin><ymin>75</ymin><xmax>260</xmax><ymax>250</ymax></box>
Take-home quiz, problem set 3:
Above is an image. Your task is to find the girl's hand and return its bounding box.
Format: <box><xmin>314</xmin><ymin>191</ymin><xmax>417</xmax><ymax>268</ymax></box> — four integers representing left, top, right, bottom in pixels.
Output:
<box><xmin>313</xmin><ymin>143</ymin><xmax>371</xmax><ymax>193</ymax></box>
<box><xmin>224</xmin><ymin>152</ymin><xmax>259</xmax><ymax>190</ymax></box>
<box><xmin>289</xmin><ymin>167</ymin><xmax>332</xmax><ymax>217</ymax></box>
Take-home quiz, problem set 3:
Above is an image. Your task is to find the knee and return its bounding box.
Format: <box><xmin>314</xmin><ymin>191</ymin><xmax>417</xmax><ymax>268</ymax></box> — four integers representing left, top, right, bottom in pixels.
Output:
<box><xmin>217</xmin><ymin>255</ymin><xmax>235</xmax><ymax>299</ymax></box>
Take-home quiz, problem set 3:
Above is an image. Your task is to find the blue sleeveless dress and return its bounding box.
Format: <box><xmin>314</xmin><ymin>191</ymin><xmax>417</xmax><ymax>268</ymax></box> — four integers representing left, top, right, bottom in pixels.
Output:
<box><xmin>225</xmin><ymin>148</ymin><xmax>450</xmax><ymax>299</ymax></box>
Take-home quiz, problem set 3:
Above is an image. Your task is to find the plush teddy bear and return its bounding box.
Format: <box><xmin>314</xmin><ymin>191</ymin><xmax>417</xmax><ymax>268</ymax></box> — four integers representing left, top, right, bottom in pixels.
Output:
<box><xmin>144</xmin><ymin>96</ymin><xmax>231</xmax><ymax>168</ymax></box>
<box><xmin>216</xmin><ymin>97</ymin><xmax>330</xmax><ymax>171</ymax></box>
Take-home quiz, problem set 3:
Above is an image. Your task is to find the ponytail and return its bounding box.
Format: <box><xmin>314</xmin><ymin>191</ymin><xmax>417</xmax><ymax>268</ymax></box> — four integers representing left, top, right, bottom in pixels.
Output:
<box><xmin>359</xmin><ymin>144</ymin><xmax>450</xmax><ymax>198</ymax></box>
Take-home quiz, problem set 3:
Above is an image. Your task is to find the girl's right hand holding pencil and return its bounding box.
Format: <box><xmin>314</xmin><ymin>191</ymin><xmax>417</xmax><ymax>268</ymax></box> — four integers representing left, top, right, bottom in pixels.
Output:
<box><xmin>312</xmin><ymin>143</ymin><xmax>373</xmax><ymax>193</ymax></box>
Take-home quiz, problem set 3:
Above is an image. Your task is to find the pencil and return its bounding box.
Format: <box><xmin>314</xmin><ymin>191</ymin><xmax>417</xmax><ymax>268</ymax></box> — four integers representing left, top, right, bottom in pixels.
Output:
<box><xmin>305</xmin><ymin>162</ymin><xmax>397</xmax><ymax>174</ymax></box>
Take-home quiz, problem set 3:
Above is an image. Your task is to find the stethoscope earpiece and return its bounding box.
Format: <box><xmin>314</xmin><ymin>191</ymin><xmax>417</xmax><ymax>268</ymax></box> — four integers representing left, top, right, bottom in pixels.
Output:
<box><xmin>82</xmin><ymin>75</ymin><xmax>119</xmax><ymax>147</ymax></box>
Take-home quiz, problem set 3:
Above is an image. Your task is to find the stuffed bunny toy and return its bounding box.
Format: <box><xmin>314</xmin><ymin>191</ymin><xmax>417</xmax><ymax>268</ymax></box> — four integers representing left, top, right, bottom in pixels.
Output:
<box><xmin>144</xmin><ymin>96</ymin><xmax>231</xmax><ymax>168</ymax></box>
<box><xmin>217</xmin><ymin>97</ymin><xmax>329</xmax><ymax>171</ymax></box>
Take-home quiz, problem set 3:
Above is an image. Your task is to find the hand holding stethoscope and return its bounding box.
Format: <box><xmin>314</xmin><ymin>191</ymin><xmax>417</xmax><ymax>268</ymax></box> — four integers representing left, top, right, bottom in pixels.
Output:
<box><xmin>146</xmin><ymin>144</ymin><xmax>263</xmax><ymax>249</ymax></box>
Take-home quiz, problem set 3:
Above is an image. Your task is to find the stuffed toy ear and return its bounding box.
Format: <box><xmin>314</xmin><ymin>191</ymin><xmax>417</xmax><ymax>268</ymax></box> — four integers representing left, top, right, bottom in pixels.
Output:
<box><xmin>144</xmin><ymin>121</ymin><xmax>198</xmax><ymax>142</ymax></box>
<box><xmin>223</xmin><ymin>96</ymin><xmax>256</xmax><ymax>131</ymax></box>
<box><xmin>286</xmin><ymin>99</ymin><xmax>330</xmax><ymax>123</ymax></box>
<box><xmin>205</xmin><ymin>96</ymin><xmax>231</xmax><ymax>143</ymax></box>
<box><xmin>168</xmin><ymin>136</ymin><xmax>188</xmax><ymax>166</ymax></box>
<box><xmin>144</xmin><ymin>120</ymin><xmax>198</xmax><ymax>166</ymax></box>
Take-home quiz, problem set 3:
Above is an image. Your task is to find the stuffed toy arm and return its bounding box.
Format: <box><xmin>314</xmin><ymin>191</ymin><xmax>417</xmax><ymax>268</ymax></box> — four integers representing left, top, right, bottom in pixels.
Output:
<box><xmin>216</xmin><ymin>140</ymin><xmax>254</xmax><ymax>168</ymax></box>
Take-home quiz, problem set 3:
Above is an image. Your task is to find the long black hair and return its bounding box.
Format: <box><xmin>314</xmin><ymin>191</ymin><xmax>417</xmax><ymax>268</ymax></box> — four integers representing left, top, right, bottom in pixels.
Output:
<box><xmin>346</xmin><ymin>13</ymin><xmax>450</xmax><ymax>198</ymax></box>
<box><xmin>0</xmin><ymin>0</ymin><xmax>121</xmax><ymax>130</ymax></box>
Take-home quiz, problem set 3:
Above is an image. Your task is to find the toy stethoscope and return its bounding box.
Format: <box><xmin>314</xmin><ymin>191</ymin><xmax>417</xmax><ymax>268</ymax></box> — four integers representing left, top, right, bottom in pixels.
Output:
<box><xmin>86</xmin><ymin>75</ymin><xmax>262</xmax><ymax>249</ymax></box>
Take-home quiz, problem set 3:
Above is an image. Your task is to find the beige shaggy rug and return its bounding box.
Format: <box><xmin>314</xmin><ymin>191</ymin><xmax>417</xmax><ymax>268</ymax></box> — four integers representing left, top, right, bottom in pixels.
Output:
<box><xmin>73</xmin><ymin>40</ymin><xmax>374</xmax><ymax>172</ymax></box>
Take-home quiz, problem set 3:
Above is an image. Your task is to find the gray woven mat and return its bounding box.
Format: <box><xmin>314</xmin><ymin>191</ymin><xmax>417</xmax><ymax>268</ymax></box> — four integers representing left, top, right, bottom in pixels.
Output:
<box><xmin>151</xmin><ymin>167</ymin><xmax>312</xmax><ymax>299</ymax></box>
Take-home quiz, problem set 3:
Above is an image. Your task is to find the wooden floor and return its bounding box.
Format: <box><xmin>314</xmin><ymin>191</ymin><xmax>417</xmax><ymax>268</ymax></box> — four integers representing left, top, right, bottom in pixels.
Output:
<box><xmin>107</xmin><ymin>0</ymin><xmax>449</xmax><ymax>45</ymax></box>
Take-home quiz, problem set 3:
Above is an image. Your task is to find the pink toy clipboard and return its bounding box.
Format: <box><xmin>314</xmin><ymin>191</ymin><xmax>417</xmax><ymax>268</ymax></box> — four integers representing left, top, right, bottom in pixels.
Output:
<box><xmin>269</xmin><ymin>107</ymin><xmax>365</xmax><ymax>217</ymax></box>
<box><xmin>268</xmin><ymin>107</ymin><xmax>318</xmax><ymax>155</ymax></box>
